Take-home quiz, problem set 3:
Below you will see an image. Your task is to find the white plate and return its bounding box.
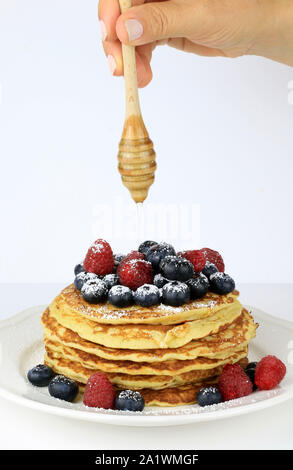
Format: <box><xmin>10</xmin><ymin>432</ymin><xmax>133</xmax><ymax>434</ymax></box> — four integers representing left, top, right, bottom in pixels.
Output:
<box><xmin>0</xmin><ymin>305</ymin><xmax>292</xmax><ymax>427</ymax></box>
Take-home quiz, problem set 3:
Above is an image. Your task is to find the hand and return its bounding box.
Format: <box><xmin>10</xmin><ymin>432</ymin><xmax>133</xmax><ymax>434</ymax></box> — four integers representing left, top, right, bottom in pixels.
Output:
<box><xmin>98</xmin><ymin>0</ymin><xmax>293</xmax><ymax>87</ymax></box>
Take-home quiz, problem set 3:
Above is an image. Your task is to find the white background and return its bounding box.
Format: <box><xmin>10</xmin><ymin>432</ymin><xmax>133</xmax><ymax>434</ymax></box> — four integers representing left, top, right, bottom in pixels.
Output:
<box><xmin>0</xmin><ymin>0</ymin><xmax>293</xmax><ymax>284</ymax></box>
<box><xmin>0</xmin><ymin>0</ymin><xmax>293</xmax><ymax>451</ymax></box>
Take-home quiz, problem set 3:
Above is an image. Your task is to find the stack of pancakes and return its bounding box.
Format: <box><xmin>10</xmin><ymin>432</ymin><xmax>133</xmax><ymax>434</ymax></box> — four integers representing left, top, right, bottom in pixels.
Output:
<box><xmin>42</xmin><ymin>284</ymin><xmax>257</xmax><ymax>406</ymax></box>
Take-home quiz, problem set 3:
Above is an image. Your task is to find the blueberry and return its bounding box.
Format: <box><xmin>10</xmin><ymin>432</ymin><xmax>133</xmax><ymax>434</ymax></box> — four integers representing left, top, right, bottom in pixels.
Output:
<box><xmin>245</xmin><ymin>368</ymin><xmax>257</xmax><ymax>390</ymax></box>
<box><xmin>160</xmin><ymin>256</ymin><xmax>194</xmax><ymax>282</ymax></box>
<box><xmin>158</xmin><ymin>288</ymin><xmax>163</xmax><ymax>302</ymax></box>
<box><xmin>202</xmin><ymin>261</ymin><xmax>218</xmax><ymax>279</ymax></box>
<box><xmin>74</xmin><ymin>272</ymin><xmax>87</xmax><ymax>290</ymax></box>
<box><xmin>103</xmin><ymin>274</ymin><xmax>120</xmax><ymax>289</ymax></box>
<box><xmin>145</xmin><ymin>243</ymin><xmax>176</xmax><ymax>271</ymax></box>
<box><xmin>134</xmin><ymin>284</ymin><xmax>161</xmax><ymax>307</ymax></box>
<box><xmin>27</xmin><ymin>364</ymin><xmax>55</xmax><ymax>387</ymax></box>
<box><xmin>81</xmin><ymin>279</ymin><xmax>108</xmax><ymax>304</ymax></box>
<box><xmin>186</xmin><ymin>273</ymin><xmax>209</xmax><ymax>300</ymax></box>
<box><xmin>209</xmin><ymin>272</ymin><xmax>235</xmax><ymax>295</ymax></box>
<box><xmin>114</xmin><ymin>253</ymin><xmax>125</xmax><ymax>264</ymax></box>
<box><xmin>138</xmin><ymin>240</ymin><xmax>158</xmax><ymax>256</ymax></box>
<box><xmin>108</xmin><ymin>285</ymin><xmax>133</xmax><ymax>308</ymax></box>
<box><xmin>113</xmin><ymin>254</ymin><xmax>125</xmax><ymax>272</ymax></box>
<box><xmin>245</xmin><ymin>362</ymin><xmax>258</xmax><ymax>391</ymax></box>
<box><xmin>153</xmin><ymin>273</ymin><xmax>169</xmax><ymax>288</ymax></box>
<box><xmin>197</xmin><ymin>387</ymin><xmax>222</xmax><ymax>407</ymax></box>
<box><xmin>48</xmin><ymin>375</ymin><xmax>79</xmax><ymax>402</ymax></box>
<box><xmin>162</xmin><ymin>281</ymin><xmax>190</xmax><ymax>307</ymax></box>
<box><xmin>74</xmin><ymin>272</ymin><xmax>99</xmax><ymax>291</ymax></box>
<box><xmin>115</xmin><ymin>390</ymin><xmax>145</xmax><ymax>412</ymax></box>
<box><xmin>74</xmin><ymin>263</ymin><xmax>85</xmax><ymax>276</ymax></box>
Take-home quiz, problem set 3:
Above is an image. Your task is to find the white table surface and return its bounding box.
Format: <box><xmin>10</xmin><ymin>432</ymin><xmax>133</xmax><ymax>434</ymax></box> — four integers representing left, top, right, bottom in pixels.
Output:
<box><xmin>0</xmin><ymin>283</ymin><xmax>292</xmax><ymax>450</ymax></box>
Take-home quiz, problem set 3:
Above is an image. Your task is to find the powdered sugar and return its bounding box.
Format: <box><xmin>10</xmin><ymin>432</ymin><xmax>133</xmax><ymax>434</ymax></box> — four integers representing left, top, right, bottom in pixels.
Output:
<box><xmin>75</xmin><ymin>293</ymin><xmax>219</xmax><ymax>320</ymax></box>
<box><xmin>157</xmin><ymin>298</ymin><xmax>217</xmax><ymax>313</ymax></box>
<box><xmin>109</xmin><ymin>285</ymin><xmax>131</xmax><ymax>295</ymax></box>
<box><xmin>90</xmin><ymin>239</ymin><xmax>108</xmax><ymax>254</ymax></box>
<box><xmin>117</xmin><ymin>390</ymin><xmax>143</xmax><ymax>402</ymax></box>
<box><xmin>81</xmin><ymin>279</ymin><xmax>107</xmax><ymax>296</ymax></box>
<box><xmin>79</xmin><ymin>272</ymin><xmax>99</xmax><ymax>282</ymax></box>
<box><xmin>72</xmin><ymin>388</ymin><xmax>282</xmax><ymax>417</ymax></box>
<box><xmin>210</xmin><ymin>272</ymin><xmax>226</xmax><ymax>280</ymax></box>
<box><xmin>163</xmin><ymin>281</ymin><xmax>189</xmax><ymax>294</ymax></box>
<box><xmin>135</xmin><ymin>284</ymin><xmax>159</xmax><ymax>295</ymax></box>
<box><xmin>126</xmin><ymin>258</ymin><xmax>152</xmax><ymax>268</ymax></box>
<box><xmin>157</xmin><ymin>303</ymin><xmax>184</xmax><ymax>313</ymax></box>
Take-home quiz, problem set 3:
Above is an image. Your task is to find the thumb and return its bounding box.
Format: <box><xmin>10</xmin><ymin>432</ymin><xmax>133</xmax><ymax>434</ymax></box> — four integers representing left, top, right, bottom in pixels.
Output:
<box><xmin>116</xmin><ymin>1</ymin><xmax>194</xmax><ymax>45</ymax></box>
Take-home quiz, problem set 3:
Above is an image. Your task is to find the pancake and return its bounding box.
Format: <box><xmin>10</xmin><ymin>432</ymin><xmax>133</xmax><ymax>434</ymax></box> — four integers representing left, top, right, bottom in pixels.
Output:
<box><xmin>44</xmin><ymin>347</ymin><xmax>248</xmax><ymax>390</ymax></box>
<box><xmin>49</xmin><ymin>298</ymin><xmax>243</xmax><ymax>349</ymax></box>
<box><xmin>50</xmin><ymin>284</ymin><xmax>240</xmax><ymax>325</ymax></box>
<box><xmin>140</xmin><ymin>383</ymin><xmax>217</xmax><ymax>407</ymax></box>
<box><xmin>139</xmin><ymin>358</ymin><xmax>248</xmax><ymax>406</ymax></box>
<box><xmin>67</xmin><ymin>358</ymin><xmax>248</xmax><ymax>406</ymax></box>
<box><xmin>42</xmin><ymin>280</ymin><xmax>256</xmax><ymax>406</ymax></box>
<box><xmin>44</xmin><ymin>336</ymin><xmax>249</xmax><ymax>376</ymax></box>
<box><xmin>42</xmin><ymin>308</ymin><xmax>257</xmax><ymax>362</ymax></box>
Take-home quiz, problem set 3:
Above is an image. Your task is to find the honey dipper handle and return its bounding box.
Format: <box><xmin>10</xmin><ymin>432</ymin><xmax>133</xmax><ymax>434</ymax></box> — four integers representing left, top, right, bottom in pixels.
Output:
<box><xmin>117</xmin><ymin>0</ymin><xmax>156</xmax><ymax>203</ymax></box>
<box><xmin>119</xmin><ymin>0</ymin><xmax>141</xmax><ymax>118</ymax></box>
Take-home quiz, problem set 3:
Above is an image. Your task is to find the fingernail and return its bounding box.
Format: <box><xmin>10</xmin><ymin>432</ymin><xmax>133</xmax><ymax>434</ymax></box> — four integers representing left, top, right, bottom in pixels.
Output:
<box><xmin>125</xmin><ymin>19</ymin><xmax>143</xmax><ymax>42</ymax></box>
<box><xmin>100</xmin><ymin>20</ymin><xmax>107</xmax><ymax>41</ymax></box>
<box><xmin>107</xmin><ymin>55</ymin><xmax>116</xmax><ymax>75</ymax></box>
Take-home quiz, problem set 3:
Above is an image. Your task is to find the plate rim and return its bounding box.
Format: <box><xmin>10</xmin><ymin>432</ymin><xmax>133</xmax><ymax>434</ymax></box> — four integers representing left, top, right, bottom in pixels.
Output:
<box><xmin>0</xmin><ymin>305</ymin><xmax>292</xmax><ymax>427</ymax></box>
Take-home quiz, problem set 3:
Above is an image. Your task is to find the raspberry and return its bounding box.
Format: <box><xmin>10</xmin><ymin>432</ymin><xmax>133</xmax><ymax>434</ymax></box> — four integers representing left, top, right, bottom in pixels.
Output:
<box><xmin>119</xmin><ymin>259</ymin><xmax>153</xmax><ymax>290</ymax></box>
<box><xmin>84</xmin><ymin>239</ymin><xmax>114</xmax><ymax>276</ymax></box>
<box><xmin>116</xmin><ymin>251</ymin><xmax>144</xmax><ymax>276</ymax></box>
<box><xmin>218</xmin><ymin>363</ymin><xmax>253</xmax><ymax>401</ymax></box>
<box><xmin>200</xmin><ymin>248</ymin><xmax>225</xmax><ymax>272</ymax></box>
<box><xmin>124</xmin><ymin>250</ymin><xmax>145</xmax><ymax>262</ymax></box>
<box><xmin>178</xmin><ymin>250</ymin><xmax>206</xmax><ymax>273</ymax></box>
<box><xmin>254</xmin><ymin>355</ymin><xmax>286</xmax><ymax>390</ymax></box>
<box><xmin>83</xmin><ymin>372</ymin><xmax>115</xmax><ymax>409</ymax></box>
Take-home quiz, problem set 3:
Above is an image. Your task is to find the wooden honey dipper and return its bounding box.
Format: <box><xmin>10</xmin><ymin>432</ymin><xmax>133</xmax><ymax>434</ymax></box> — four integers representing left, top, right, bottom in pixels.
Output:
<box><xmin>118</xmin><ymin>0</ymin><xmax>156</xmax><ymax>203</ymax></box>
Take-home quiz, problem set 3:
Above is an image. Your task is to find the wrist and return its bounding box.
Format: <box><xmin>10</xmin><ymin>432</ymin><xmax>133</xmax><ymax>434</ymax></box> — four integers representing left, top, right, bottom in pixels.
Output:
<box><xmin>248</xmin><ymin>0</ymin><xmax>293</xmax><ymax>66</ymax></box>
